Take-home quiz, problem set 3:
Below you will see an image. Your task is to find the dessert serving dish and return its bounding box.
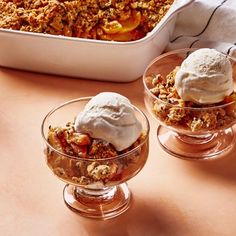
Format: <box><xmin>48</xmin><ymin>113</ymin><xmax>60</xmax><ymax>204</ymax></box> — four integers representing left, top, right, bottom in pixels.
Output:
<box><xmin>41</xmin><ymin>93</ymin><xmax>150</xmax><ymax>219</ymax></box>
<box><xmin>0</xmin><ymin>0</ymin><xmax>194</xmax><ymax>82</ymax></box>
<box><xmin>143</xmin><ymin>48</ymin><xmax>236</xmax><ymax>160</ymax></box>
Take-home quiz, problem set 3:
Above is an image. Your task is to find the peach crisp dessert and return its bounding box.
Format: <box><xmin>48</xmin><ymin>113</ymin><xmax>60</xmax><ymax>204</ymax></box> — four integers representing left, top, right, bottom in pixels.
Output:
<box><xmin>45</xmin><ymin>92</ymin><xmax>149</xmax><ymax>188</ymax></box>
<box><xmin>146</xmin><ymin>48</ymin><xmax>236</xmax><ymax>133</ymax></box>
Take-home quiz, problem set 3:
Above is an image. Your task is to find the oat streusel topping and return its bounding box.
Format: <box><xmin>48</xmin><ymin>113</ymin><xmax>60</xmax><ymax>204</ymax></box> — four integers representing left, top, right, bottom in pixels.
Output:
<box><xmin>0</xmin><ymin>0</ymin><xmax>174</xmax><ymax>41</ymax></box>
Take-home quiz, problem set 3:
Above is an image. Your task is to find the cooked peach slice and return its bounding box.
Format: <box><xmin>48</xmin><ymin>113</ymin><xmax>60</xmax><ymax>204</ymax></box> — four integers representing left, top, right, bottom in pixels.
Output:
<box><xmin>100</xmin><ymin>10</ymin><xmax>141</xmax><ymax>35</ymax></box>
<box><xmin>119</xmin><ymin>10</ymin><xmax>141</xmax><ymax>34</ymax></box>
<box><xmin>100</xmin><ymin>21</ymin><xmax>123</xmax><ymax>34</ymax></box>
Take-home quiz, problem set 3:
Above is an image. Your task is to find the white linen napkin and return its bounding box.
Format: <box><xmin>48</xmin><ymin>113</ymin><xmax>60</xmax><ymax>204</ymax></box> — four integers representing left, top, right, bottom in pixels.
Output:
<box><xmin>166</xmin><ymin>0</ymin><xmax>236</xmax><ymax>57</ymax></box>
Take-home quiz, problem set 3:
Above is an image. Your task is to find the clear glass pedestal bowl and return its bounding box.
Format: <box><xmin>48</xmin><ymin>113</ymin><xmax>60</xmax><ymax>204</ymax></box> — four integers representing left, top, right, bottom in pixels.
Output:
<box><xmin>41</xmin><ymin>97</ymin><xmax>149</xmax><ymax>219</ymax></box>
<box><xmin>143</xmin><ymin>48</ymin><xmax>236</xmax><ymax>160</ymax></box>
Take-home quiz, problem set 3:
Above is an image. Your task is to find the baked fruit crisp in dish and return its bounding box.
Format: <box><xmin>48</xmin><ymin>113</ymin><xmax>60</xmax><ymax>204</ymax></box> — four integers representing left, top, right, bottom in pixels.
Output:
<box><xmin>0</xmin><ymin>0</ymin><xmax>174</xmax><ymax>41</ymax></box>
<box><xmin>146</xmin><ymin>48</ymin><xmax>236</xmax><ymax>133</ymax></box>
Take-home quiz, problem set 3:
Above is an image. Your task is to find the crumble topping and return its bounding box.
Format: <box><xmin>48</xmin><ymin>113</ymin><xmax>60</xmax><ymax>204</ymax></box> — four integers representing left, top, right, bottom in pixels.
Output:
<box><xmin>0</xmin><ymin>0</ymin><xmax>174</xmax><ymax>41</ymax></box>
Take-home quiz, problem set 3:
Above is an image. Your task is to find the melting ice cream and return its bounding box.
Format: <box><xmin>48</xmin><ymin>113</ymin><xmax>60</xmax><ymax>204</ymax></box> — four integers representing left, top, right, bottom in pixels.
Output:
<box><xmin>75</xmin><ymin>92</ymin><xmax>142</xmax><ymax>151</ymax></box>
<box><xmin>175</xmin><ymin>48</ymin><xmax>233</xmax><ymax>104</ymax></box>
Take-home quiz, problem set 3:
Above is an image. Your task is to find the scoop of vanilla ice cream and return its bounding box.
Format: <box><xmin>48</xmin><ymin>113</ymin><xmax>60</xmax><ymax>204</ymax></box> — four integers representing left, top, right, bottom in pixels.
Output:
<box><xmin>75</xmin><ymin>92</ymin><xmax>142</xmax><ymax>151</ymax></box>
<box><xmin>175</xmin><ymin>48</ymin><xmax>233</xmax><ymax>104</ymax></box>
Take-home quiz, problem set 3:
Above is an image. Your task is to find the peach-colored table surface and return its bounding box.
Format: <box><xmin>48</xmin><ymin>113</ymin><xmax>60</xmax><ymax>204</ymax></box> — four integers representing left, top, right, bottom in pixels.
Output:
<box><xmin>1</xmin><ymin>68</ymin><xmax>236</xmax><ymax>236</ymax></box>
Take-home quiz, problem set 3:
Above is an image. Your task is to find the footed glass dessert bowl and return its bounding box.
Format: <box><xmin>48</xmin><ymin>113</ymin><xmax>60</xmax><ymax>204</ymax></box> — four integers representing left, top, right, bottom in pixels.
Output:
<box><xmin>41</xmin><ymin>96</ymin><xmax>149</xmax><ymax>219</ymax></box>
<box><xmin>143</xmin><ymin>48</ymin><xmax>236</xmax><ymax>160</ymax></box>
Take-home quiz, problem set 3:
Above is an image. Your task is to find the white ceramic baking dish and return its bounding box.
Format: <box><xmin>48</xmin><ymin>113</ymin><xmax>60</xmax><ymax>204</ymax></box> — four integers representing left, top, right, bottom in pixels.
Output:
<box><xmin>0</xmin><ymin>0</ymin><xmax>194</xmax><ymax>82</ymax></box>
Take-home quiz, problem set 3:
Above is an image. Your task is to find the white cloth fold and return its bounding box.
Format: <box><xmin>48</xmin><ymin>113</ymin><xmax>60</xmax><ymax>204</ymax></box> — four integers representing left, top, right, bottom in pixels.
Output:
<box><xmin>166</xmin><ymin>0</ymin><xmax>236</xmax><ymax>56</ymax></box>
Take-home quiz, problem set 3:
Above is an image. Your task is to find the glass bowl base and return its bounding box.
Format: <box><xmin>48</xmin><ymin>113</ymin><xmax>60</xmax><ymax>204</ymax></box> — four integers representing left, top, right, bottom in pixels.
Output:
<box><xmin>157</xmin><ymin>125</ymin><xmax>235</xmax><ymax>160</ymax></box>
<box><xmin>63</xmin><ymin>183</ymin><xmax>131</xmax><ymax>220</ymax></box>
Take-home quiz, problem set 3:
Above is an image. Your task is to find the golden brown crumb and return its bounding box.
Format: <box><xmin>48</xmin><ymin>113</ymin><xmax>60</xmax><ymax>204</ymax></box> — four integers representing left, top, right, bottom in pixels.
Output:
<box><xmin>88</xmin><ymin>139</ymin><xmax>118</xmax><ymax>159</ymax></box>
<box><xmin>87</xmin><ymin>162</ymin><xmax>118</xmax><ymax>180</ymax></box>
